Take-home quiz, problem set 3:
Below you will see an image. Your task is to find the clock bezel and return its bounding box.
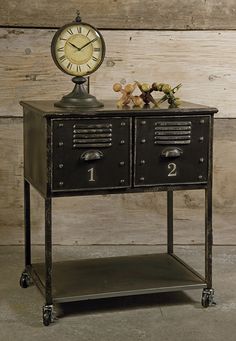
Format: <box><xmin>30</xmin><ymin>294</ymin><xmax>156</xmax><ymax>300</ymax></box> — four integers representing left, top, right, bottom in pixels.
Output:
<box><xmin>51</xmin><ymin>21</ymin><xmax>106</xmax><ymax>77</ymax></box>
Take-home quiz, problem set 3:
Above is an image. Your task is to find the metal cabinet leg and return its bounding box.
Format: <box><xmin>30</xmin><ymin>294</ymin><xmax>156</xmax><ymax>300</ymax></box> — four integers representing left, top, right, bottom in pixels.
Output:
<box><xmin>167</xmin><ymin>191</ymin><xmax>174</xmax><ymax>254</ymax></box>
<box><xmin>43</xmin><ymin>197</ymin><xmax>54</xmax><ymax>326</ymax></box>
<box><xmin>24</xmin><ymin>179</ymin><xmax>31</xmax><ymax>266</ymax></box>
<box><xmin>205</xmin><ymin>188</ymin><xmax>213</xmax><ymax>289</ymax></box>
<box><xmin>20</xmin><ymin>179</ymin><xmax>32</xmax><ymax>289</ymax></box>
<box><xmin>203</xmin><ymin>187</ymin><xmax>215</xmax><ymax>307</ymax></box>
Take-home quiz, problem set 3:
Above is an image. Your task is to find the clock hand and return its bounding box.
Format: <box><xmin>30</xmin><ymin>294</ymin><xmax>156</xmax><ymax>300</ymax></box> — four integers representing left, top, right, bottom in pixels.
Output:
<box><xmin>79</xmin><ymin>37</ymin><xmax>98</xmax><ymax>51</ymax></box>
<box><xmin>68</xmin><ymin>42</ymin><xmax>81</xmax><ymax>51</ymax></box>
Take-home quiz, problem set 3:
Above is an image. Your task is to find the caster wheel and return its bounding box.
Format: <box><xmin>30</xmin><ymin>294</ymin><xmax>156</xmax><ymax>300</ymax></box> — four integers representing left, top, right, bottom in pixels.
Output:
<box><xmin>43</xmin><ymin>305</ymin><xmax>54</xmax><ymax>326</ymax></box>
<box><xmin>43</xmin><ymin>310</ymin><xmax>51</xmax><ymax>326</ymax></box>
<box><xmin>19</xmin><ymin>272</ymin><xmax>30</xmax><ymax>288</ymax></box>
<box><xmin>201</xmin><ymin>288</ymin><xmax>215</xmax><ymax>308</ymax></box>
<box><xmin>201</xmin><ymin>293</ymin><xmax>210</xmax><ymax>308</ymax></box>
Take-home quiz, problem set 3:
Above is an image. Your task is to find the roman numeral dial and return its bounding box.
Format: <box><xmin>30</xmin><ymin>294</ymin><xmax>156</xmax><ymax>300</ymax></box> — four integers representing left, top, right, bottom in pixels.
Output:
<box><xmin>51</xmin><ymin>22</ymin><xmax>105</xmax><ymax>77</ymax></box>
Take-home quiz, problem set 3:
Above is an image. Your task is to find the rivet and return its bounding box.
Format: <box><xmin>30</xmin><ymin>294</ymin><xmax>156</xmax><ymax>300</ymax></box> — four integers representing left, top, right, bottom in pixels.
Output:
<box><xmin>140</xmin><ymin>160</ymin><xmax>146</xmax><ymax>165</ymax></box>
<box><xmin>141</xmin><ymin>139</ymin><xmax>146</xmax><ymax>144</ymax></box>
<box><xmin>141</xmin><ymin>120</ymin><xmax>146</xmax><ymax>125</ymax></box>
<box><xmin>120</xmin><ymin>179</ymin><xmax>125</xmax><ymax>184</ymax></box>
<box><xmin>198</xmin><ymin>175</ymin><xmax>203</xmax><ymax>180</ymax></box>
<box><xmin>200</xmin><ymin>119</ymin><xmax>205</xmax><ymax>124</ymax></box>
<box><xmin>199</xmin><ymin>157</ymin><xmax>204</xmax><ymax>163</ymax></box>
<box><xmin>73</xmin><ymin>124</ymin><xmax>76</xmax><ymax>128</ymax></box>
<box><xmin>58</xmin><ymin>164</ymin><xmax>64</xmax><ymax>169</ymax></box>
<box><xmin>140</xmin><ymin>177</ymin><xmax>145</xmax><ymax>181</ymax></box>
<box><xmin>119</xmin><ymin>161</ymin><xmax>125</xmax><ymax>166</ymax></box>
<box><xmin>199</xmin><ymin>136</ymin><xmax>204</xmax><ymax>142</ymax></box>
<box><xmin>58</xmin><ymin>123</ymin><xmax>64</xmax><ymax>128</ymax></box>
<box><xmin>59</xmin><ymin>181</ymin><xmax>64</xmax><ymax>186</ymax></box>
<box><xmin>121</xmin><ymin>122</ymin><xmax>126</xmax><ymax>126</ymax></box>
<box><xmin>58</xmin><ymin>141</ymin><xmax>64</xmax><ymax>147</ymax></box>
<box><xmin>120</xmin><ymin>140</ymin><xmax>125</xmax><ymax>145</ymax></box>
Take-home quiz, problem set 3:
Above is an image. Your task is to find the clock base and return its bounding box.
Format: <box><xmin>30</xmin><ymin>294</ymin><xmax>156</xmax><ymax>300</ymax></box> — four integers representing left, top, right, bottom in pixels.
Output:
<box><xmin>54</xmin><ymin>76</ymin><xmax>104</xmax><ymax>108</ymax></box>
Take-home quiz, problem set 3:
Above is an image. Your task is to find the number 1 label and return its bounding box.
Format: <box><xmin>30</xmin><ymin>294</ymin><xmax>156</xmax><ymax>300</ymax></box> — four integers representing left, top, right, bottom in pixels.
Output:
<box><xmin>88</xmin><ymin>167</ymin><xmax>95</xmax><ymax>182</ymax></box>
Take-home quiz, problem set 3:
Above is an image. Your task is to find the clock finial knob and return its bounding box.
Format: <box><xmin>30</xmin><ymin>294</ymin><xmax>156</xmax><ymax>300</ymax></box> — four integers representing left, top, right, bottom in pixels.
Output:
<box><xmin>75</xmin><ymin>10</ymin><xmax>82</xmax><ymax>23</ymax></box>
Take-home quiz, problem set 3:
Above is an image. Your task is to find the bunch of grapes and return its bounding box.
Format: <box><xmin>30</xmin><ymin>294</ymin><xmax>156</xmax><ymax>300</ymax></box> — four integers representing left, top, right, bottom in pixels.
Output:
<box><xmin>113</xmin><ymin>81</ymin><xmax>182</xmax><ymax>108</ymax></box>
<box><xmin>113</xmin><ymin>82</ymin><xmax>143</xmax><ymax>108</ymax></box>
<box><xmin>152</xmin><ymin>82</ymin><xmax>182</xmax><ymax>108</ymax></box>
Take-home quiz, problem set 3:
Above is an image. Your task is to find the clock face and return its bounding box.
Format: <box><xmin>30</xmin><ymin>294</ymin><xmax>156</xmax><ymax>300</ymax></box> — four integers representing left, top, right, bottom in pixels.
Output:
<box><xmin>51</xmin><ymin>22</ymin><xmax>105</xmax><ymax>77</ymax></box>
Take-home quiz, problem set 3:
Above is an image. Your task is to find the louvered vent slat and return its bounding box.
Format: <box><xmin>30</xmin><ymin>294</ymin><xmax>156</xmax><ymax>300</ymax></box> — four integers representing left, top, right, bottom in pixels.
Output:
<box><xmin>72</xmin><ymin>123</ymin><xmax>113</xmax><ymax>148</ymax></box>
<box><xmin>154</xmin><ymin>121</ymin><xmax>192</xmax><ymax>145</ymax></box>
<box><xmin>156</xmin><ymin>121</ymin><xmax>191</xmax><ymax>126</ymax></box>
<box><xmin>155</xmin><ymin>131</ymin><xmax>191</xmax><ymax>136</ymax></box>
<box><xmin>73</xmin><ymin>128</ymin><xmax>112</xmax><ymax>134</ymax></box>
<box><xmin>155</xmin><ymin>135</ymin><xmax>190</xmax><ymax>141</ymax></box>
<box><xmin>73</xmin><ymin>138</ymin><xmax>112</xmax><ymax>143</ymax></box>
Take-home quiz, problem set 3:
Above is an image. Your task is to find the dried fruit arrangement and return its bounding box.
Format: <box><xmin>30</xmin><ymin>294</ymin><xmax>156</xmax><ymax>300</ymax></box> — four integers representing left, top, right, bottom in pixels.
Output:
<box><xmin>113</xmin><ymin>81</ymin><xmax>182</xmax><ymax>108</ymax></box>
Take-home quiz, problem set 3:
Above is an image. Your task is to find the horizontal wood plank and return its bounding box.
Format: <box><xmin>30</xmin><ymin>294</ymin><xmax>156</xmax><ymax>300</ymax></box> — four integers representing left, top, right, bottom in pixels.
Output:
<box><xmin>0</xmin><ymin>117</ymin><xmax>235</xmax><ymax>245</ymax></box>
<box><xmin>1</xmin><ymin>0</ymin><xmax>236</xmax><ymax>30</ymax></box>
<box><xmin>0</xmin><ymin>28</ymin><xmax>235</xmax><ymax>117</ymax></box>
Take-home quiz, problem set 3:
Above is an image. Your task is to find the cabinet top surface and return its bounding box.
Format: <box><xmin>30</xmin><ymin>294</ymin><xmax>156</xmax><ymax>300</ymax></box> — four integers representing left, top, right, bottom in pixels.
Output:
<box><xmin>20</xmin><ymin>100</ymin><xmax>218</xmax><ymax>118</ymax></box>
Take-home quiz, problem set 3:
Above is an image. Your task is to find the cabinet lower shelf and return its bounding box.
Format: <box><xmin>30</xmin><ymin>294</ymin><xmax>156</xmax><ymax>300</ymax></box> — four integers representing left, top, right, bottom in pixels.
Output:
<box><xmin>30</xmin><ymin>253</ymin><xmax>206</xmax><ymax>304</ymax></box>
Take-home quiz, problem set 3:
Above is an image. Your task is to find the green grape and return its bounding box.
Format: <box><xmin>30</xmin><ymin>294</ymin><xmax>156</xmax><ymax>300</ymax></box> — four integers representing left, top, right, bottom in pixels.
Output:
<box><xmin>113</xmin><ymin>83</ymin><xmax>122</xmax><ymax>92</ymax></box>
<box><xmin>162</xmin><ymin>84</ymin><xmax>172</xmax><ymax>94</ymax></box>
<box><xmin>156</xmin><ymin>83</ymin><xmax>165</xmax><ymax>91</ymax></box>
<box><xmin>124</xmin><ymin>84</ymin><xmax>135</xmax><ymax>93</ymax></box>
<box><xmin>133</xmin><ymin>96</ymin><xmax>143</xmax><ymax>107</ymax></box>
<box><xmin>141</xmin><ymin>83</ymin><xmax>150</xmax><ymax>92</ymax></box>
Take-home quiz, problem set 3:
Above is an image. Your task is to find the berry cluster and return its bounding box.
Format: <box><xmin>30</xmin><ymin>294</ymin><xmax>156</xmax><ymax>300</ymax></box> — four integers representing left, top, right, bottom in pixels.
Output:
<box><xmin>113</xmin><ymin>81</ymin><xmax>182</xmax><ymax>108</ymax></box>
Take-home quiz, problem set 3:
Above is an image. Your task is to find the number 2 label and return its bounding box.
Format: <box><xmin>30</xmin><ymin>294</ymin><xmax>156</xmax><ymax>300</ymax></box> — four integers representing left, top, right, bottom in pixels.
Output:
<box><xmin>168</xmin><ymin>163</ymin><xmax>177</xmax><ymax>177</ymax></box>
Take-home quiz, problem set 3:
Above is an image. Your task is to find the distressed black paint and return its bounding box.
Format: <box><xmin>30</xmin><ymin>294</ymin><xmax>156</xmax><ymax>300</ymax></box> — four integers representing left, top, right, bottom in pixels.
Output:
<box><xmin>20</xmin><ymin>100</ymin><xmax>217</xmax><ymax>323</ymax></box>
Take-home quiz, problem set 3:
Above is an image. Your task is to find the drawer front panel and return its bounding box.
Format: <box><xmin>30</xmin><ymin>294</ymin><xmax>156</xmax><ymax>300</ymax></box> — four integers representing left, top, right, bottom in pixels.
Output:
<box><xmin>134</xmin><ymin>116</ymin><xmax>210</xmax><ymax>186</ymax></box>
<box><xmin>52</xmin><ymin>117</ymin><xmax>131</xmax><ymax>191</ymax></box>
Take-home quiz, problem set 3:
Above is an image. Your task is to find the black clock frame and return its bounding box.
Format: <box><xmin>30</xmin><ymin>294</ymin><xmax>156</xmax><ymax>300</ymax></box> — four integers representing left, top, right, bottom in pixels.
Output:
<box><xmin>51</xmin><ymin>21</ymin><xmax>106</xmax><ymax>78</ymax></box>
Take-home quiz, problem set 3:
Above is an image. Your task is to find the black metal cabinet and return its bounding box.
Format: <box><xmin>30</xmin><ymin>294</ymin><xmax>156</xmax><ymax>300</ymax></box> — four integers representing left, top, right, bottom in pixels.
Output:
<box><xmin>52</xmin><ymin>117</ymin><xmax>131</xmax><ymax>191</ymax></box>
<box><xmin>20</xmin><ymin>100</ymin><xmax>217</xmax><ymax>326</ymax></box>
<box><xmin>134</xmin><ymin>115</ymin><xmax>210</xmax><ymax>186</ymax></box>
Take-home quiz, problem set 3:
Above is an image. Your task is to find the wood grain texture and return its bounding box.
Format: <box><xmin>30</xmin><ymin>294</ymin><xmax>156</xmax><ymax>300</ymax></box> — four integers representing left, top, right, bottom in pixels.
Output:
<box><xmin>0</xmin><ymin>28</ymin><xmax>235</xmax><ymax>117</ymax></box>
<box><xmin>0</xmin><ymin>118</ymin><xmax>23</xmax><ymax>243</ymax></box>
<box><xmin>1</xmin><ymin>0</ymin><xmax>236</xmax><ymax>30</ymax></box>
<box><xmin>0</xmin><ymin>118</ymin><xmax>235</xmax><ymax>245</ymax></box>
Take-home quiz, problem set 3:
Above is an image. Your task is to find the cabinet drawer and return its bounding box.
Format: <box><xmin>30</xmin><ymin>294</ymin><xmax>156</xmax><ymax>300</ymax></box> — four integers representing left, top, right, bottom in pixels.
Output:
<box><xmin>52</xmin><ymin>117</ymin><xmax>131</xmax><ymax>191</ymax></box>
<box><xmin>134</xmin><ymin>116</ymin><xmax>210</xmax><ymax>186</ymax></box>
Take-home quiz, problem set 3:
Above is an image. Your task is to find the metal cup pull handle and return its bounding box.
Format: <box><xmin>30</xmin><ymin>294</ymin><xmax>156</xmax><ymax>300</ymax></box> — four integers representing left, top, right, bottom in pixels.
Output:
<box><xmin>161</xmin><ymin>147</ymin><xmax>183</xmax><ymax>158</ymax></box>
<box><xmin>81</xmin><ymin>150</ymin><xmax>103</xmax><ymax>161</ymax></box>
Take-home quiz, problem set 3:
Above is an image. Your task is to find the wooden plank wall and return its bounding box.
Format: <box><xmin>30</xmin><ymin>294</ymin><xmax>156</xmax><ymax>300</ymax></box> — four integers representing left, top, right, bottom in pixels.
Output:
<box><xmin>0</xmin><ymin>1</ymin><xmax>235</xmax><ymax>245</ymax></box>
<box><xmin>1</xmin><ymin>0</ymin><xmax>236</xmax><ymax>29</ymax></box>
